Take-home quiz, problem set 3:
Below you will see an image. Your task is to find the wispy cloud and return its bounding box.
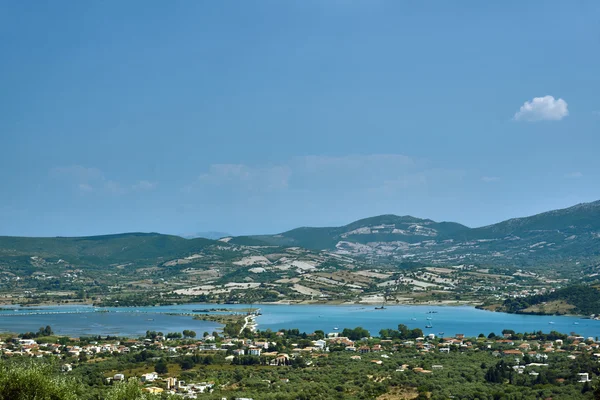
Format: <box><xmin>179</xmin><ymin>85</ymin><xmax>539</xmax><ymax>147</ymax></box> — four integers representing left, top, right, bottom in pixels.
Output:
<box><xmin>514</xmin><ymin>95</ymin><xmax>569</xmax><ymax>121</ymax></box>
<box><xmin>78</xmin><ymin>183</ymin><xmax>94</xmax><ymax>192</ymax></box>
<box><xmin>481</xmin><ymin>176</ymin><xmax>500</xmax><ymax>183</ymax></box>
<box><xmin>184</xmin><ymin>154</ymin><xmax>463</xmax><ymax>199</ymax></box>
<box><xmin>51</xmin><ymin>165</ymin><xmax>156</xmax><ymax>195</ymax></box>
<box><xmin>132</xmin><ymin>180</ymin><xmax>158</xmax><ymax>191</ymax></box>
<box><xmin>188</xmin><ymin>163</ymin><xmax>291</xmax><ymax>193</ymax></box>
<box><xmin>564</xmin><ymin>171</ymin><xmax>583</xmax><ymax>179</ymax></box>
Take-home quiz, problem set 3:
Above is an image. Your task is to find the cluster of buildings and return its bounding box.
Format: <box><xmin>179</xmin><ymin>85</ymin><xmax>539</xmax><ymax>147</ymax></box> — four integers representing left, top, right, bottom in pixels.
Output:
<box><xmin>1</xmin><ymin>328</ymin><xmax>598</xmax><ymax>394</ymax></box>
<box><xmin>108</xmin><ymin>374</ymin><xmax>214</xmax><ymax>398</ymax></box>
<box><xmin>0</xmin><ymin>338</ymin><xmax>147</xmax><ymax>358</ymax></box>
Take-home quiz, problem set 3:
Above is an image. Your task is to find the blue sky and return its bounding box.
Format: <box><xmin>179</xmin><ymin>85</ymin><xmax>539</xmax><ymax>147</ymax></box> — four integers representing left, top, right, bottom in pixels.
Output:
<box><xmin>1</xmin><ymin>1</ymin><xmax>599</xmax><ymax>237</ymax></box>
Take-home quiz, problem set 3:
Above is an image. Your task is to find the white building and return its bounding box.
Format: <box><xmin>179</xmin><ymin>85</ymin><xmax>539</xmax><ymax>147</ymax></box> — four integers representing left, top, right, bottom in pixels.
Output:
<box><xmin>248</xmin><ymin>347</ymin><xmax>261</xmax><ymax>356</ymax></box>
<box><xmin>141</xmin><ymin>372</ymin><xmax>158</xmax><ymax>382</ymax></box>
<box><xmin>113</xmin><ymin>374</ymin><xmax>125</xmax><ymax>381</ymax></box>
<box><xmin>578</xmin><ymin>373</ymin><xmax>591</xmax><ymax>383</ymax></box>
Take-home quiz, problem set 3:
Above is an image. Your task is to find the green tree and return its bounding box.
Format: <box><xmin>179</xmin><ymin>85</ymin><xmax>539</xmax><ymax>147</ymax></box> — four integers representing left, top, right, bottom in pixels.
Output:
<box><xmin>105</xmin><ymin>378</ymin><xmax>169</xmax><ymax>400</ymax></box>
<box><xmin>341</xmin><ymin>327</ymin><xmax>370</xmax><ymax>340</ymax></box>
<box><xmin>593</xmin><ymin>378</ymin><xmax>600</xmax><ymax>400</ymax></box>
<box><xmin>155</xmin><ymin>359</ymin><xmax>168</xmax><ymax>374</ymax></box>
<box><xmin>0</xmin><ymin>360</ymin><xmax>80</xmax><ymax>400</ymax></box>
<box><xmin>182</xmin><ymin>330</ymin><xmax>196</xmax><ymax>339</ymax></box>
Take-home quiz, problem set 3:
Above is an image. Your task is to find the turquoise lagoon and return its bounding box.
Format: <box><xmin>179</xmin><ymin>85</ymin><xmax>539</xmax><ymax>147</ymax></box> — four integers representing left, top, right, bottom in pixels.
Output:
<box><xmin>0</xmin><ymin>304</ymin><xmax>598</xmax><ymax>339</ymax></box>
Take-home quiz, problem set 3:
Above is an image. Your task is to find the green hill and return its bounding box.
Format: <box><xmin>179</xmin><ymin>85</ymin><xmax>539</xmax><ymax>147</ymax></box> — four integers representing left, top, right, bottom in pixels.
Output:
<box><xmin>469</xmin><ymin>200</ymin><xmax>600</xmax><ymax>239</ymax></box>
<box><xmin>499</xmin><ymin>284</ymin><xmax>600</xmax><ymax>316</ymax></box>
<box><xmin>0</xmin><ymin>232</ymin><xmax>216</xmax><ymax>268</ymax></box>
<box><xmin>248</xmin><ymin>214</ymin><xmax>469</xmax><ymax>250</ymax></box>
<box><xmin>243</xmin><ymin>200</ymin><xmax>600</xmax><ymax>265</ymax></box>
<box><xmin>2</xmin><ymin>200</ymin><xmax>600</xmax><ymax>270</ymax></box>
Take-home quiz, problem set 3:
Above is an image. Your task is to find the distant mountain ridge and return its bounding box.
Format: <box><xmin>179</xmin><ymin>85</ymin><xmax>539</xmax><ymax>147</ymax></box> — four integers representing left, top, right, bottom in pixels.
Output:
<box><xmin>236</xmin><ymin>214</ymin><xmax>469</xmax><ymax>250</ymax></box>
<box><xmin>1</xmin><ymin>200</ymin><xmax>599</xmax><ymax>268</ymax></box>
<box><xmin>0</xmin><ymin>232</ymin><xmax>216</xmax><ymax>268</ymax></box>
<box><xmin>238</xmin><ymin>200</ymin><xmax>600</xmax><ymax>265</ymax></box>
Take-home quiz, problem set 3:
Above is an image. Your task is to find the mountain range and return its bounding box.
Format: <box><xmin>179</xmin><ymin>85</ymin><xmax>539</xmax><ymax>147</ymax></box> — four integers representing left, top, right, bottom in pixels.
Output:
<box><xmin>234</xmin><ymin>200</ymin><xmax>600</xmax><ymax>265</ymax></box>
<box><xmin>1</xmin><ymin>200</ymin><xmax>600</xmax><ymax>269</ymax></box>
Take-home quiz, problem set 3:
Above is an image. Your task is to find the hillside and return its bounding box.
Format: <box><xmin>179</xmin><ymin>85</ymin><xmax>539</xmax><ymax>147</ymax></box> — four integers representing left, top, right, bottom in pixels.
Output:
<box><xmin>498</xmin><ymin>284</ymin><xmax>600</xmax><ymax>316</ymax></box>
<box><xmin>246</xmin><ymin>201</ymin><xmax>600</xmax><ymax>266</ymax></box>
<box><xmin>1</xmin><ymin>200</ymin><xmax>600</xmax><ymax>274</ymax></box>
<box><xmin>2</xmin><ymin>202</ymin><xmax>600</xmax><ymax>309</ymax></box>
<box><xmin>249</xmin><ymin>215</ymin><xmax>469</xmax><ymax>250</ymax></box>
<box><xmin>0</xmin><ymin>233</ymin><xmax>216</xmax><ymax>268</ymax></box>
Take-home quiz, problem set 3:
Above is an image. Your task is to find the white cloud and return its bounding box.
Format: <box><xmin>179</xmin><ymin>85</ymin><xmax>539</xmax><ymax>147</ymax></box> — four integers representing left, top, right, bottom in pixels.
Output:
<box><xmin>103</xmin><ymin>180</ymin><xmax>126</xmax><ymax>194</ymax></box>
<box><xmin>185</xmin><ymin>154</ymin><xmax>463</xmax><ymax>199</ymax></box>
<box><xmin>187</xmin><ymin>163</ymin><xmax>291</xmax><ymax>192</ymax></box>
<box><xmin>514</xmin><ymin>95</ymin><xmax>569</xmax><ymax>121</ymax></box>
<box><xmin>78</xmin><ymin>183</ymin><xmax>93</xmax><ymax>192</ymax></box>
<box><xmin>481</xmin><ymin>176</ymin><xmax>500</xmax><ymax>183</ymax></box>
<box><xmin>51</xmin><ymin>165</ymin><xmax>156</xmax><ymax>195</ymax></box>
<box><xmin>132</xmin><ymin>180</ymin><xmax>158</xmax><ymax>191</ymax></box>
<box><xmin>564</xmin><ymin>171</ymin><xmax>583</xmax><ymax>179</ymax></box>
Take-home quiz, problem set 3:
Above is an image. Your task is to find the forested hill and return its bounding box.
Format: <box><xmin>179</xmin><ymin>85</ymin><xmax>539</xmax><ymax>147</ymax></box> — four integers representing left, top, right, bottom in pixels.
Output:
<box><xmin>499</xmin><ymin>284</ymin><xmax>600</xmax><ymax>316</ymax></box>
<box><xmin>1</xmin><ymin>200</ymin><xmax>600</xmax><ymax>270</ymax></box>
<box><xmin>241</xmin><ymin>200</ymin><xmax>600</xmax><ymax>266</ymax></box>
<box><xmin>0</xmin><ymin>233</ymin><xmax>216</xmax><ymax>268</ymax></box>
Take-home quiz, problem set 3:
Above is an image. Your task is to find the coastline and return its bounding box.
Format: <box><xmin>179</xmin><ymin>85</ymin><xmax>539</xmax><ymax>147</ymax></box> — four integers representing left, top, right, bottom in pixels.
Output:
<box><xmin>1</xmin><ymin>299</ymin><xmax>595</xmax><ymax>319</ymax></box>
<box><xmin>1</xmin><ymin>302</ymin><xmax>598</xmax><ymax>339</ymax></box>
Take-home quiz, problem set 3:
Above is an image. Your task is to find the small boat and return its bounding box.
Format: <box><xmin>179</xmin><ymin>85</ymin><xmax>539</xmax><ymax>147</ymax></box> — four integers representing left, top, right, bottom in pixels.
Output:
<box><xmin>333</xmin><ymin>327</ymin><xmax>339</xmax><ymax>330</ymax></box>
<box><xmin>438</xmin><ymin>332</ymin><xmax>444</xmax><ymax>336</ymax></box>
<box><xmin>426</xmin><ymin>317</ymin><xmax>432</xmax><ymax>320</ymax></box>
<box><xmin>375</xmin><ymin>306</ymin><xmax>385</xmax><ymax>310</ymax></box>
<box><xmin>548</xmin><ymin>321</ymin><xmax>555</xmax><ymax>324</ymax></box>
<box><xmin>573</xmin><ymin>322</ymin><xmax>579</xmax><ymax>325</ymax></box>
<box><xmin>425</xmin><ymin>324</ymin><xmax>432</xmax><ymax>328</ymax></box>
<box><xmin>411</xmin><ymin>318</ymin><xmax>417</xmax><ymax>321</ymax></box>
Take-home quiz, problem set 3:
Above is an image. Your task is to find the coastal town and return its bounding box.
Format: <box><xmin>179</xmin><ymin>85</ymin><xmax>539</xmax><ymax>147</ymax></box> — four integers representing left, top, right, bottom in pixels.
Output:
<box><xmin>1</xmin><ymin>308</ymin><xmax>599</xmax><ymax>399</ymax></box>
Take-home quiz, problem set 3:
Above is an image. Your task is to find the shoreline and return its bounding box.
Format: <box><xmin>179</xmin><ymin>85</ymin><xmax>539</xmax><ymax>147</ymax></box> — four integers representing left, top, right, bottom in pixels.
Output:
<box><xmin>1</xmin><ymin>303</ymin><xmax>596</xmax><ymax>339</ymax></box>
<box><xmin>0</xmin><ymin>301</ymin><xmax>594</xmax><ymax>319</ymax></box>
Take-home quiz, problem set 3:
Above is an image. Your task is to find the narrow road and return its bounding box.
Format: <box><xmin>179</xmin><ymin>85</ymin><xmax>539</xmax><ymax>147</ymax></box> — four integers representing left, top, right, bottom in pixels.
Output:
<box><xmin>239</xmin><ymin>314</ymin><xmax>255</xmax><ymax>335</ymax></box>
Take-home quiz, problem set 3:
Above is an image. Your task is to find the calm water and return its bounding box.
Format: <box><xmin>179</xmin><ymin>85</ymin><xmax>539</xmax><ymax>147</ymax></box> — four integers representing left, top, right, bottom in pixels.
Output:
<box><xmin>0</xmin><ymin>304</ymin><xmax>598</xmax><ymax>339</ymax></box>
<box><xmin>0</xmin><ymin>305</ymin><xmax>221</xmax><ymax>337</ymax></box>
